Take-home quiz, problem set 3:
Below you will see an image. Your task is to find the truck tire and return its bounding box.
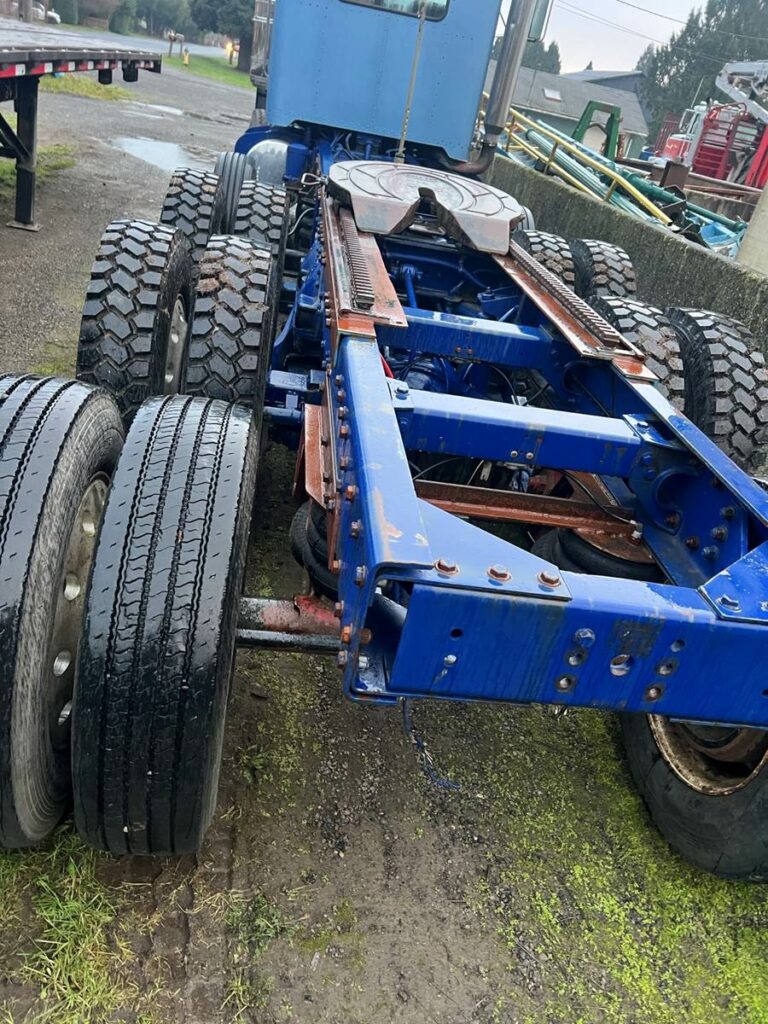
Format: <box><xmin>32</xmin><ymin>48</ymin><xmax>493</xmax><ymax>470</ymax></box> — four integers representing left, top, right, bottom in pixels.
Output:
<box><xmin>160</xmin><ymin>167</ymin><xmax>227</xmax><ymax>264</ymax></box>
<box><xmin>535</xmin><ymin>514</ymin><xmax>768</xmax><ymax>880</ymax></box>
<box><xmin>214</xmin><ymin>151</ymin><xmax>253</xmax><ymax>235</ymax></box>
<box><xmin>666</xmin><ymin>308</ymin><xmax>768</xmax><ymax>473</ymax></box>
<box><xmin>0</xmin><ymin>376</ymin><xmax>123</xmax><ymax>848</ymax></box>
<box><xmin>513</xmin><ymin>229</ymin><xmax>576</xmax><ymax>289</ymax></box>
<box><xmin>289</xmin><ymin>502</ymin><xmax>337</xmax><ymax>598</ymax></box>
<box><xmin>570</xmin><ymin>238</ymin><xmax>637</xmax><ymax>300</ymax></box>
<box><xmin>234</xmin><ymin>181</ymin><xmax>290</xmax><ymax>258</ymax></box>
<box><xmin>77</xmin><ymin>219</ymin><xmax>194</xmax><ymax>427</ymax></box>
<box><xmin>72</xmin><ymin>395</ymin><xmax>257</xmax><ymax>856</ymax></box>
<box><xmin>590</xmin><ymin>296</ymin><xmax>685</xmax><ymax>409</ymax></box>
<box><xmin>622</xmin><ymin>715</ymin><xmax>768</xmax><ymax>880</ymax></box>
<box><xmin>185</xmin><ymin>236</ymin><xmax>278</xmax><ymax>418</ymax></box>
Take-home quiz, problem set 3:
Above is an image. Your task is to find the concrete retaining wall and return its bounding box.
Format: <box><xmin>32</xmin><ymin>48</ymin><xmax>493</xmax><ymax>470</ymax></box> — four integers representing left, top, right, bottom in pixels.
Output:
<box><xmin>490</xmin><ymin>157</ymin><xmax>768</xmax><ymax>349</ymax></box>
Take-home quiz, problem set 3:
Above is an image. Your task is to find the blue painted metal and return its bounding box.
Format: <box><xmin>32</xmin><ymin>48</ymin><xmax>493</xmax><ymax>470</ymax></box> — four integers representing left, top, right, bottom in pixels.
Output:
<box><xmin>231</xmin><ymin>7</ymin><xmax>768</xmax><ymax>731</ymax></box>
<box><xmin>267</xmin><ymin>0</ymin><xmax>500</xmax><ymax>161</ymax></box>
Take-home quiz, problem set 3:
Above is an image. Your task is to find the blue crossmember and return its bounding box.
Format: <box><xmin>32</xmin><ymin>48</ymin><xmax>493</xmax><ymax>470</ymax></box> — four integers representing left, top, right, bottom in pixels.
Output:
<box><xmin>331</xmin><ymin>333</ymin><xmax>768</xmax><ymax>728</ymax></box>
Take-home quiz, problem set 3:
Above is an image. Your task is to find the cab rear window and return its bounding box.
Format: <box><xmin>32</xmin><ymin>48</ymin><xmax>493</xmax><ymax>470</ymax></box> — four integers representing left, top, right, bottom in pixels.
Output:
<box><xmin>341</xmin><ymin>0</ymin><xmax>450</xmax><ymax>22</ymax></box>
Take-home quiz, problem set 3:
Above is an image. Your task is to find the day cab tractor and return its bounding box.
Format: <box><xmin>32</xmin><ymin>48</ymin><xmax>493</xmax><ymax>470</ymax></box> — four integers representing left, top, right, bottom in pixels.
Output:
<box><xmin>4</xmin><ymin>0</ymin><xmax>768</xmax><ymax>881</ymax></box>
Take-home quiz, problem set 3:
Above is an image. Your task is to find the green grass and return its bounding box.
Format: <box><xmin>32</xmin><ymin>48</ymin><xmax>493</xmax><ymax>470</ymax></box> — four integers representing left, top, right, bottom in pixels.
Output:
<box><xmin>165</xmin><ymin>54</ymin><xmax>253</xmax><ymax>90</ymax></box>
<box><xmin>0</xmin><ymin>144</ymin><xmax>75</xmax><ymax>202</ymax></box>
<box><xmin>0</xmin><ymin>832</ymin><xmax>137</xmax><ymax>1024</ymax></box>
<box><xmin>39</xmin><ymin>75</ymin><xmax>130</xmax><ymax>101</ymax></box>
<box><xmin>224</xmin><ymin>892</ymin><xmax>294</xmax><ymax>1017</ymax></box>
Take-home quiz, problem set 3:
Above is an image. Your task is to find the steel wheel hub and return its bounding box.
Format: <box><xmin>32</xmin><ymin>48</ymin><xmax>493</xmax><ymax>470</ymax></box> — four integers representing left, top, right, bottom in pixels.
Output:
<box><xmin>48</xmin><ymin>476</ymin><xmax>108</xmax><ymax>749</ymax></box>
<box><xmin>164</xmin><ymin>296</ymin><xmax>188</xmax><ymax>393</ymax></box>
<box><xmin>651</xmin><ymin>716</ymin><xmax>768</xmax><ymax>796</ymax></box>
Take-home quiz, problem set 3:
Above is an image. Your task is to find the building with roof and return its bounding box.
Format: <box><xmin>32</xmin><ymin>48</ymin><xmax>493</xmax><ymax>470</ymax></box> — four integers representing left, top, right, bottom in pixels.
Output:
<box><xmin>486</xmin><ymin>64</ymin><xmax>649</xmax><ymax>157</ymax></box>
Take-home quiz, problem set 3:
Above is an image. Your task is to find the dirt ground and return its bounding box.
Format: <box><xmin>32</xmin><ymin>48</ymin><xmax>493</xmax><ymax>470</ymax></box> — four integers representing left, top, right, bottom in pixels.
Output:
<box><xmin>0</xmin><ymin>60</ymin><xmax>767</xmax><ymax>1024</ymax></box>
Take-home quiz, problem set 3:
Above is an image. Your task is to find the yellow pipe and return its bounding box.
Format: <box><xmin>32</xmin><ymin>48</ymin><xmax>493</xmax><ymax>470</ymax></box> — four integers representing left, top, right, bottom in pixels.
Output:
<box><xmin>505</xmin><ymin>134</ymin><xmax>596</xmax><ymax>198</ymax></box>
<box><xmin>505</xmin><ymin>107</ymin><xmax>672</xmax><ymax>226</ymax></box>
<box><xmin>480</xmin><ymin>92</ymin><xmax>672</xmax><ymax>227</ymax></box>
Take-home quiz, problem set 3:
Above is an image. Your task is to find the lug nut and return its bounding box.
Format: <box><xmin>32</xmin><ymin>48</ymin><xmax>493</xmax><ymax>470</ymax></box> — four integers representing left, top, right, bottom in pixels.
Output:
<box><xmin>538</xmin><ymin>570</ymin><xmax>561</xmax><ymax>588</ymax></box>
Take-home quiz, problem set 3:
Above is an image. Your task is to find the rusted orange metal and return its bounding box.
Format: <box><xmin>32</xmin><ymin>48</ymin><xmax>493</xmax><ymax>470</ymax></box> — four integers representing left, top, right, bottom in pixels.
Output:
<box><xmin>415</xmin><ymin>480</ymin><xmax>637</xmax><ymax>539</ymax></box>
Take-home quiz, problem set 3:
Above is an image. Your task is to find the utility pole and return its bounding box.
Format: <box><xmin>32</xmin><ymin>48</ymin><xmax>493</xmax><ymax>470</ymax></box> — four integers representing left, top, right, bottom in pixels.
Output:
<box><xmin>20</xmin><ymin>0</ymin><xmax>33</xmax><ymax>22</ymax></box>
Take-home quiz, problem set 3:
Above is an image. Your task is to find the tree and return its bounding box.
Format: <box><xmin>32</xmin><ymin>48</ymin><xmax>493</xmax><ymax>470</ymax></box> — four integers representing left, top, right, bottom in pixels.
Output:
<box><xmin>492</xmin><ymin>36</ymin><xmax>562</xmax><ymax>74</ymax></box>
<box><xmin>190</xmin><ymin>0</ymin><xmax>253</xmax><ymax>70</ymax></box>
<box><xmin>637</xmin><ymin>0</ymin><xmax>768</xmax><ymax>137</ymax></box>
<box><xmin>137</xmin><ymin>0</ymin><xmax>190</xmax><ymax>34</ymax></box>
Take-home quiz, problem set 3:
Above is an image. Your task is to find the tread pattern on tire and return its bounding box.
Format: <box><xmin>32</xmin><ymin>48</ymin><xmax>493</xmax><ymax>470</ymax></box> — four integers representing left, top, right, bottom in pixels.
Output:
<box><xmin>160</xmin><ymin>167</ymin><xmax>226</xmax><ymax>263</ymax></box>
<box><xmin>570</xmin><ymin>238</ymin><xmax>637</xmax><ymax>299</ymax></box>
<box><xmin>77</xmin><ymin>218</ymin><xmax>193</xmax><ymax>426</ymax></box>
<box><xmin>214</xmin><ymin>151</ymin><xmax>252</xmax><ymax>236</ymax></box>
<box><xmin>590</xmin><ymin>296</ymin><xmax>685</xmax><ymax>409</ymax></box>
<box><xmin>186</xmin><ymin>236</ymin><xmax>277</xmax><ymax>411</ymax></box>
<box><xmin>513</xmin><ymin>229</ymin><xmax>576</xmax><ymax>289</ymax></box>
<box><xmin>234</xmin><ymin>180</ymin><xmax>289</xmax><ymax>255</ymax></box>
<box><xmin>0</xmin><ymin>376</ymin><xmax>123</xmax><ymax>847</ymax></box>
<box><xmin>666</xmin><ymin>307</ymin><xmax>768</xmax><ymax>472</ymax></box>
<box><xmin>72</xmin><ymin>395</ymin><xmax>258</xmax><ymax>856</ymax></box>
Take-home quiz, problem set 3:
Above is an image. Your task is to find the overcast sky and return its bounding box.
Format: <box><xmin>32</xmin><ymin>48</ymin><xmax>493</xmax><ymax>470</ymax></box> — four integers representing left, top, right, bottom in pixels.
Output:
<box><xmin>501</xmin><ymin>0</ymin><xmax>703</xmax><ymax>73</ymax></box>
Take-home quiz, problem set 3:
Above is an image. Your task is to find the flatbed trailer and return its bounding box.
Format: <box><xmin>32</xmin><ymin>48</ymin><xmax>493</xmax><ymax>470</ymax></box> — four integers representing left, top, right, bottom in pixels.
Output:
<box><xmin>0</xmin><ymin>45</ymin><xmax>160</xmax><ymax>229</ymax></box>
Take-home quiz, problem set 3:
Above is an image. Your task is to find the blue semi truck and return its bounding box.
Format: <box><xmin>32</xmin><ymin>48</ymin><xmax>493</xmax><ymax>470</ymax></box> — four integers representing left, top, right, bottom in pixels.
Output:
<box><xmin>3</xmin><ymin>0</ymin><xmax>768</xmax><ymax>881</ymax></box>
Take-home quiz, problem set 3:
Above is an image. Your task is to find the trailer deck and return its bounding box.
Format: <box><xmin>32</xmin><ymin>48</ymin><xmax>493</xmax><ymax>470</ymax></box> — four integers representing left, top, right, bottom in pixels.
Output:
<box><xmin>0</xmin><ymin>45</ymin><xmax>161</xmax><ymax>229</ymax></box>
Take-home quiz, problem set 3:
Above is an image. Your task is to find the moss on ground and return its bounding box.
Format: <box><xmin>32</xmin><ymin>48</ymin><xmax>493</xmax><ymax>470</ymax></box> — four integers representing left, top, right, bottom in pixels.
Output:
<box><xmin>429</xmin><ymin>701</ymin><xmax>768</xmax><ymax>1024</ymax></box>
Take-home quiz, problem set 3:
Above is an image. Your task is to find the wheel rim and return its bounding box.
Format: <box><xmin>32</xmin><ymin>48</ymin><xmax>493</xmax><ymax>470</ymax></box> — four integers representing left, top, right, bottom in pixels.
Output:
<box><xmin>164</xmin><ymin>296</ymin><xmax>188</xmax><ymax>394</ymax></box>
<box><xmin>48</xmin><ymin>476</ymin><xmax>108</xmax><ymax>751</ymax></box>
<box><xmin>650</xmin><ymin>716</ymin><xmax>768</xmax><ymax>796</ymax></box>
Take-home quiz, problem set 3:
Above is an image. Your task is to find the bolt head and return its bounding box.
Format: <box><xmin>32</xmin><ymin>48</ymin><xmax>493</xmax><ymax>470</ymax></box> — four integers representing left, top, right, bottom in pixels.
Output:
<box><xmin>334</xmin><ymin>602</ymin><xmax>344</xmax><ymax>619</ymax></box>
<box><xmin>645</xmin><ymin>685</ymin><xmax>663</xmax><ymax>702</ymax></box>
<box><xmin>435</xmin><ymin>558</ymin><xmax>459</xmax><ymax>575</ymax></box>
<box><xmin>555</xmin><ymin>675</ymin><xmax>576</xmax><ymax>693</ymax></box>
<box><xmin>395</xmin><ymin>382</ymin><xmax>409</xmax><ymax>396</ymax></box>
<box><xmin>337</xmin><ymin>651</ymin><xmax>349</xmax><ymax>669</ymax></box>
<box><xmin>510</xmin><ymin>450</ymin><xmax>519</xmax><ymax>459</ymax></box>
<box><xmin>702</xmin><ymin>545</ymin><xmax>719</xmax><ymax>561</ymax></box>
<box><xmin>340</xmin><ymin>626</ymin><xmax>353</xmax><ymax>644</ymax></box>
<box><xmin>358</xmin><ymin>656</ymin><xmax>370</xmax><ymax>671</ymax></box>
<box><xmin>335</xmin><ymin>374</ymin><xmax>344</xmax><ymax>387</ymax></box>
<box><xmin>332</xmin><ymin>559</ymin><xmax>341</xmax><ymax>573</ymax></box>
<box><xmin>488</xmin><ymin>564</ymin><xmax>511</xmax><ymax>582</ymax></box>
<box><xmin>355</xmin><ymin>565</ymin><xmax>367</xmax><ymax>586</ymax></box>
<box><xmin>685</xmin><ymin>536</ymin><xmax>700</xmax><ymax>551</ymax></box>
<box><xmin>538</xmin><ymin>570</ymin><xmax>561</xmax><ymax>588</ymax></box>
<box><xmin>345</xmin><ymin>485</ymin><xmax>357</xmax><ymax>502</ymax></box>
<box><xmin>338</xmin><ymin>406</ymin><xmax>348</xmax><ymax>420</ymax></box>
<box><xmin>350</xmin><ymin>519</ymin><xmax>362</xmax><ymax>538</ymax></box>
<box><xmin>443</xmin><ymin>655</ymin><xmax>458</xmax><ymax>667</ymax></box>
<box><xmin>339</xmin><ymin>424</ymin><xmax>350</xmax><ymax>438</ymax></box>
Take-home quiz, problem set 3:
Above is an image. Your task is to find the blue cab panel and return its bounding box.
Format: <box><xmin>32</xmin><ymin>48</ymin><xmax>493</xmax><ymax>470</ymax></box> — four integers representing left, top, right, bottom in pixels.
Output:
<box><xmin>267</xmin><ymin>0</ymin><xmax>500</xmax><ymax>160</ymax></box>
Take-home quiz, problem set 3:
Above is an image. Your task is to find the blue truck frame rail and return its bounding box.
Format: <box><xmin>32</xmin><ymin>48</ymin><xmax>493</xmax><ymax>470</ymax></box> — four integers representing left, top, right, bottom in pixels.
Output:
<box><xmin>230</xmin><ymin>122</ymin><xmax>768</xmax><ymax>732</ymax></box>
